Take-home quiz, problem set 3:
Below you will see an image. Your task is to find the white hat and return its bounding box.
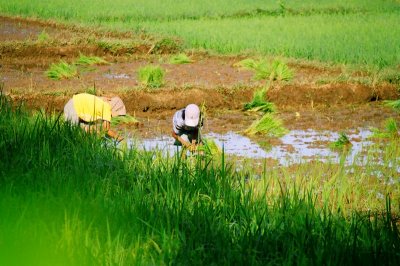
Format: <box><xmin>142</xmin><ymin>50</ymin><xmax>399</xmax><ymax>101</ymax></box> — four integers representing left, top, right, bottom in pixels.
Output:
<box><xmin>185</xmin><ymin>104</ymin><xmax>200</xmax><ymax>127</ymax></box>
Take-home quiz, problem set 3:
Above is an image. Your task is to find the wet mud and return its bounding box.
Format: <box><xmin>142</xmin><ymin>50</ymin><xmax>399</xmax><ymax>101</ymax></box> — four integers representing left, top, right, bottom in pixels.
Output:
<box><xmin>1</xmin><ymin>15</ymin><xmax>400</xmax><ymax>163</ymax></box>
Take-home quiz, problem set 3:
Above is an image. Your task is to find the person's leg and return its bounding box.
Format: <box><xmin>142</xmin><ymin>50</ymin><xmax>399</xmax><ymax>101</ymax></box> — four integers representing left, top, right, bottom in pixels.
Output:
<box><xmin>63</xmin><ymin>99</ymin><xmax>79</xmax><ymax>124</ymax></box>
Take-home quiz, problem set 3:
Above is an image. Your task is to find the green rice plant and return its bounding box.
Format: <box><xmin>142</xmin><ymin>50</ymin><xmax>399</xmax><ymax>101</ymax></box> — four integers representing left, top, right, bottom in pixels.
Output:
<box><xmin>243</xmin><ymin>87</ymin><xmax>275</xmax><ymax>113</ymax></box>
<box><xmin>329</xmin><ymin>132</ymin><xmax>352</xmax><ymax>150</ymax></box>
<box><xmin>75</xmin><ymin>54</ymin><xmax>108</xmax><ymax>66</ymax></box>
<box><xmin>84</xmin><ymin>86</ymin><xmax>97</xmax><ymax>95</ymax></box>
<box><xmin>198</xmin><ymin>137</ymin><xmax>222</xmax><ymax>158</ymax></box>
<box><xmin>370</xmin><ymin>118</ymin><xmax>399</xmax><ymax>139</ymax></box>
<box><xmin>111</xmin><ymin>114</ymin><xmax>140</xmax><ymax>126</ymax></box>
<box><xmin>150</xmin><ymin>37</ymin><xmax>182</xmax><ymax>54</ymax></box>
<box><xmin>385</xmin><ymin>99</ymin><xmax>400</xmax><ymax>112</ymax></box>
<box><xmin>169</xmin><ymin>53</ymin><xmax>193</xmax><ymax>64</ymax></box>
<box><xmin>244</xmin><ymin>113</ymin><xmax>288</xmax><ymax>137</ymax></box>
<box><xmin>45</xmin><ymin>60</ymin><xmax>78</xmax><ymax>80</ymax></box>
<box><xmin>234</xmin><ymin>58</ymin><xmax>269</xmax><ymax>80</ymax></box>
<box><xmin>37</xmin><ymin>29</ymin><xmax>50</xmax><ymax>42</ymax></box>
<box><xmin>235</xmin><ymin>58</ymin><xmax>293</xmax><ymax>82</ymax></box>
<box><xmin>137</xmin><ymin>65</ymin><xmax>165</xmax><ymax>88</ymax></box>
<box><xmin>270</xmin><ymin>59</ymin><xmax>294</xmax><ymax>81</ymax></box>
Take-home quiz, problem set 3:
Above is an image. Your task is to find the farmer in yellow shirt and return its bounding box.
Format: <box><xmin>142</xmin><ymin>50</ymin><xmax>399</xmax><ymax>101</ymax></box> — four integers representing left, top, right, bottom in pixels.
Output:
<box><xmin>63</xmin><ymin>93</ymin><xmax>126</xmax><ymax>141</ymax></box>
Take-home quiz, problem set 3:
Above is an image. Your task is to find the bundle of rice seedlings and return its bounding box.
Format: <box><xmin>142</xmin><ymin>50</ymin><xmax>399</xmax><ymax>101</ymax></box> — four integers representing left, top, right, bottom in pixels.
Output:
<box><xmin>75</xmin><ymin>54</ymin><xmax>108</xmax><ymax>66</ymax></box>
<box><xmin>111</xmin><ymin>115</ymin><xmax>140</xmax><ymax>126</ymax></box>
<box><xmin>45</xmin><ymin>61</ymin><xmax>78</xmax><ymax>80</ymax></box>
<box><xmin>234</xmin><ymin>58</ymin><xmax>269</xmax><ymax>80</ymax></box>
<box><xmin>244</xmin><ymin>113</ymin><xmax>288</xmax><ymax>137</ymax></box>
<box><xmin>199</xmin><ymin>137</ymin><xmax>222</xmax><ymax>157</ymax></box>
<box><xmin>233</xmin><ymin>58</ymin><xmax>259</xmax><ymax>70</ymax></box>
<box><xmin>234</xmin><ymin>58</ymin><xmax>293</xmax><ymax>82</ymax></box>
<box><xmin>170</xmin><ymin>53</ymin><xmax>193</xmax><ymax>64</ymax></box>
<box><xmin>243</xmin><ymin>87</ymin><xmax>275</xmax><ymax>113</ymax></box>
<box><xmin>370</xmin><ymin>118</ymin><xmax>399</xmax><ymax>139</ymax></box>
<box><xmin>137</xmin><ymin>65</ymin><xmax>165</xmax><ymax>88</ymax></box>
<box><xmin>385</xmin><ymin>99</ymin><xmax>400</xmax><ymax>112</ymax></box>
<box><xmin>329</xmin><ymin>132</ymin><xmax>352</xmax><ymax>150</ymax></box>
<box><xmin>270</xmin><ymin>59</ymin><xmax>293</xmax><ymax>82</ymax></box>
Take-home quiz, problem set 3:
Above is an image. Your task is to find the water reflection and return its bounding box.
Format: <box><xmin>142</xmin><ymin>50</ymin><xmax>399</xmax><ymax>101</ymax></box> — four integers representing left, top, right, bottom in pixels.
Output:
<box><xmin>130</xmin><ymin>128</ymin><xmax>377</xmax><ymax>166</ymax></box>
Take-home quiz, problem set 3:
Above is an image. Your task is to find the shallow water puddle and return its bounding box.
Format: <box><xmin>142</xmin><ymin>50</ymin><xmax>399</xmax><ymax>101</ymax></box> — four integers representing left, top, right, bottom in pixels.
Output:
<box><xmin>130</xmin><ymin>128</ymin><xmax>376</xmax><ymax>166</ymax></box>
<box><xmin>103</xmin><ymin>73</ymin><xmax>130</xmax><ymax>79</ymax></box>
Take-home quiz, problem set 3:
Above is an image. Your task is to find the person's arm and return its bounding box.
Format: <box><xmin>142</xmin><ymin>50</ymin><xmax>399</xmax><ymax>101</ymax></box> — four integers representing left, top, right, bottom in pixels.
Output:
<box><xmin>103</xmin><ymin>120</ymin><xmax>124</xmax><ymax>142</ymax></box>
<box><xmin>171</xmin><ymin>130</ymin><xmax>191</xmax><ymax>148</ymax></box>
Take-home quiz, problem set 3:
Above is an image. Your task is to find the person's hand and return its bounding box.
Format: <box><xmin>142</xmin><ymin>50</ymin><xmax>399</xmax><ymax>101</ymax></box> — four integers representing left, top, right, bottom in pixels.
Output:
<box><xmin>188</xmin><ymin>144</ymin><xmax>197</xmax><ymax>152</ymax></box>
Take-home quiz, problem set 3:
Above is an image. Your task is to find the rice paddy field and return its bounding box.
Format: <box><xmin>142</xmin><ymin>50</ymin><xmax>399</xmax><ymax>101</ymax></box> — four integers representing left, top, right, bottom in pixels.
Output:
<box><xmin>1</xmin><ymin>0</ymin><xmax>400</xmax><ymax>265</ymax></box>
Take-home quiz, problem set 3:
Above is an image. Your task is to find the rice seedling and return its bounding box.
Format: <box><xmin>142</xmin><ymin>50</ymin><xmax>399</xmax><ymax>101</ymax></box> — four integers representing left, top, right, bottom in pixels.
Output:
<box><xmin>270</xmin><ymin>59</ymin><xmax>294</xmax><ymax>81</ymax></box>
<box><xmin>370</xmin><ymin>118</ymin><xmax>399</xmax><ymax>139</ymax></box>
<box><xmin>329</xmin><ymin>132</ymin><xmax>352</xmax><ymax>150</ymax></box>
<box><xmin>84</xmin><ymin>86</ymin><xmax>97</xmax><ymax>95</ymax></box>
<box><xmin>198</xmin><ymin>137</ymin><xmax>222</xmax><ymax>158</ymax></box>
<box><xmin>111</xmin><ymin>114</ymin><xmax>140</xmax><ymax>126</ymax></box>
<box><xmin>243</xmin><ymin>86</ymin><xmax>275</xmax><ymax>113</ymax></box>
<box><xmin>385</xmin><ymin>99</ymin><xmax>400</xmax><ymax>112</ymax></box>
<box><xmin>137</xmin><ymin>65</ymin><xmax>165</xmax><ymax>88</ymax></box>
<box><xmin>235</xmin><ymin>58</ymin><xmax>293</xmax><ymax>82</ymax></box>
<box><xmin>169</xmin><ymin>53</ymin><xmax>193</xmax><ymax>64</ymax></box>
<box><xmin>37</xmin><ymin>29</ymin><xmax>50</xmax><ymax>42</ymax></box>
<box><xmin>74</xmin><ymin>54</ymin><xmax>109</xmax><ymax>66</ymax></box>
<box><xmin>244</xmin><ymin>113</ymin><xmax>288</xmax><ymax>137</ymax></box>
<box><xmin>45</xmin><ymin>60</ymin><xmax>78</xmax><ymax>80</ymax></box>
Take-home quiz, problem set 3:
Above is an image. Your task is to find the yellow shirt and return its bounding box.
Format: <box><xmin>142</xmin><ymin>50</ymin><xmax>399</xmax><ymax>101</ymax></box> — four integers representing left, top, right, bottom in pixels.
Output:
<box><xmin>73</xmin><ymin>93</ymin><xmax>112</xmax><ymax>122</ymax></box>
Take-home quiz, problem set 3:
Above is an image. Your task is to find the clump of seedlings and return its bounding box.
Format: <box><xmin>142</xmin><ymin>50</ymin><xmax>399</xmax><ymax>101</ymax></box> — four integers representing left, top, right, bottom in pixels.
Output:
<box><xmin>370</xmin><ymin>118</ymin><xmax>399</xmax><ymax>139</ymax></box>
<box><xmin>234</xmin><ymin>58</ymin><xmax>293</xmax><ymax>82</ymax></box>
<box><xmin>111</xmin><ymin>114</ymin><xmax>140</xmax><ymax>127</ymax></box>
<box><xmin>198</xmin><ymin>138</ymin><xmax>222</xmax><ymax>158</ymax></box>
<box><xmin>170</xmin><ymin>53</ymin><xmax>193</xmax><ymax>64</ymax></box>
<box><xmin>385</xmin><ymin>99</ymin><xmax>400</xmax><ymax>112</ymax></box>
<box><xmin>75</xmin><ymin>54</ymin><xmax>109</xmax><ymax>66</ymax></box>
<box><xmin>45</xmin><ymin>61</ymin><xmax>78</xmax><ymax>80</ymax></box>
<box><xmin>137</xmin><ymin>65</ymin><xmax>165</xmax><ymax>88</ymax></box>
<box><xmin>329</xmin><ymin>132</ymin><xmax>352</xmax><ymax>150</ymax></box>
<box><xmin>244</xmin><ymin>113</ymin><xmax>287</xmax><ymax>137</ymax></box>
<box><xmin>37</xmin><ymin>29</ymin><xmax>50</xmax><ymax>43</ymax></box>
<box><xmin>46</xmin><ymin>54</ymin><xmax>108</xmax><ymax>80</ymax></box>
<box><xmin>243</xmin><ymin>86</ymin><xmax>275</xmax><ymax>113</ymax></box>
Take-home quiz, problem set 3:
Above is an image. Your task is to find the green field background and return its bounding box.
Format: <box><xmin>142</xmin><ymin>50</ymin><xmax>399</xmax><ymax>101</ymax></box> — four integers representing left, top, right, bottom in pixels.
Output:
<box><xmin>1</xmin><ymin>0</ymin><xmax>399</xmax><ymax>67</ymax></box>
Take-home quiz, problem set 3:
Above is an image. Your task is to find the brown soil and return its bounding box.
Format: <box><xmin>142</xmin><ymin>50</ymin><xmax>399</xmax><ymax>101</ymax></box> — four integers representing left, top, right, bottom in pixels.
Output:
<box><xmin>1</xmin><ymin>15</ymin><xmax>399</xmax><ymax>136</ymax></box>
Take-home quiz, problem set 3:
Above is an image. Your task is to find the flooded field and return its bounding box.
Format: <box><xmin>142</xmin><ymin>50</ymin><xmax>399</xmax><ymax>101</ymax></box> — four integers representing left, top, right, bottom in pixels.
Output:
<box><xmin>128</xmin><ymin>127</ymin><xmax>396</xmax><ymax>168</ymax></box>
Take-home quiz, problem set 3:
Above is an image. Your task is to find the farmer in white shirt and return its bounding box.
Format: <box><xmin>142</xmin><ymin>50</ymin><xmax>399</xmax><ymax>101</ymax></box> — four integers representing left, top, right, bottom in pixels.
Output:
<box><xmin>172</xmin><ymin>104</ymin><xmax>203</xmax><ymax>152</ymax></box>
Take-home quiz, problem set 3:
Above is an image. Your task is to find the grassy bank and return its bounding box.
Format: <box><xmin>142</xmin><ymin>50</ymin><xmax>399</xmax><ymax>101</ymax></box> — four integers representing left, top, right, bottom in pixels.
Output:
<box><xmin>1</xmin><ymin>94</ymin><xmax>399</xmax><ymax>264</ymax></box>
<box><xmin>1</xmin><ymin>0</ymin><xmax>399</xmax><ymax>69</ymax></box>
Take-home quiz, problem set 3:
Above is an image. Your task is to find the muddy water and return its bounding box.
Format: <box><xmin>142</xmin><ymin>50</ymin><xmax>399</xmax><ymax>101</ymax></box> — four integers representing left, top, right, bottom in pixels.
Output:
<box><xmin>128</xmin><ymin>128</ymin><xmax>378</xmax><ymax>166</ymax></box>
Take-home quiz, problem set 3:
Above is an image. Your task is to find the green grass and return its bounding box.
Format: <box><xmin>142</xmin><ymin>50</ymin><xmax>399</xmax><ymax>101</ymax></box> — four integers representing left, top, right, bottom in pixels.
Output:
<box><xmin>137</xmin><ymin>64</ymin><xmax>165</xmax><ymax>88</ymax></box>
<box><xmin>0</xmin><ymin>92</ymin><xmax>400</xmax><ymax>264</ymax></box>
<box><xmin>45</xmin><ymin>60</ymin><xmax>78</xmax><ymax>80</ymax></box>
